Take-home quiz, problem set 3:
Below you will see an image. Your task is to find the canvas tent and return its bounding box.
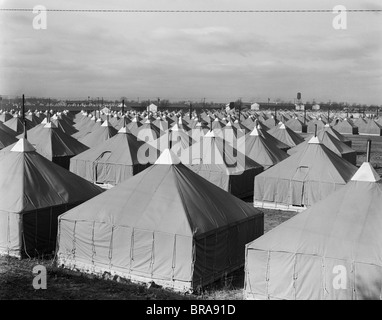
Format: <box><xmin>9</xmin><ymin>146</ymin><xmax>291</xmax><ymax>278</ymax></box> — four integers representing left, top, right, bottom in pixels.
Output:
<box><xmin>321</xmin><ymin>124</ymin><xmax>352</xmax><ymax>147</ymax></box>
<box><xmin>267</xmin><ymin>123</ymin><xmax>305</xmax><ymax>148</ymax></box>
<box><xmin>4</xmin><ymin>115</ymin><xmax>34</xmax><ymax>134</ymax></box>
<box><xmin>245</xmin><ymin>162</ymin><xmax>382</xmax><ymax>300</ymax></box>
<box><xmin>12</xmin><ymin>121</ymin><xmax>89</xmax><ymax>169</ymax></box>
<box><xmin>254</xmin><ymin>136</ymin><xmax>358</xmax><ymax>211</ymax></box>
<box><xmin>287</xmin><ymin>130</ymin><xmax>357</xmax><ymax>166</ymax></box>
<box><xmin>285</xmin><ymin>118</ymin><xmax>307</xmax><ymax>133</ymax></box>
<box><xmin>255</xmin><ymin>125</ymin><xmax>290</xmax><ymax>152</ymax></box>
<box><xmin>307</xmin><ymin>119</ymin><xmax>326</xmax><ymax>133</ymax></box>
<box><xmin>56</xmin><ymin>149</ymin><xmax>264</xmax><ymax>292</ymax></box>
<box><xmin>70</xmin><ymin>126</ymin><xmax>158</xmax><ymax>186</ymax></box>
<box><xmin>0</xmin><ymin>126</ymin><xmax>17</xmax><ymax>150</ymax></box>
<box><xmin>0</xmin><ymin>139</ymin><xmax>103</xmax><ymax>258</ymax></box>
<box><xmin>179</xmin><ymin>131</ymin><xmax>264</xmax><ymax>198</ymax></box>
<box><xmin>357</xmin><ymin>119</ymin><xmax>382</xmax><ymax>136</ymax></box>
<box><xmin>78</xmin><ymin>119</ymin><xmax>118</xmax><ymax>148</ymax></box>
<box><xmin>238</xmin><ymin>126</ymin><xmax>289</xmax><ymax>170</ymax></box>
<box><xmin>333</xmin><ymin>118</ymin><xmax>358</xmax><ymax>135</ymax></box>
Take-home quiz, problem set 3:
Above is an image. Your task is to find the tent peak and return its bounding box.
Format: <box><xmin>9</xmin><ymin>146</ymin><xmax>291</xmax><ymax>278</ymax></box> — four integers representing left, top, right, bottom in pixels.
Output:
<box><xmin>155</xmin><ymin>148</ymin><xmax>181</xmax><ymax>165</ymax></box>
<box><xmin>351</xmin><ymin>162</ymin><xmax>381</xmax><ymax>182</ymax></box>
<box><xmin>250</xmin><ymin>127</ymin><xmax>259</xmax><ymax>136</ymax></box>
<box><xmin>308</xmin><ymin>136</ymin><xmax>320</xmax><ymax>144</ymax></box>
<box><xmin>101</xmin><ymin>119</ymin><xmax>112</xmax><ymax>127</ymax></box>
<box><xmin>11</xmin><ymin>138</ymin><xmax>35</xmax><ymax>153</ymax></box>
<box><xmin>204</xmin><ymin>129</ymin><xmax>216</xmax><ymax>138</ymax></box>
<box><xmin>44</xmin><ymin>122</ymin><xmax>57</xmax><ymax>129</ymax></box>
<box><xmin>118</xmin><ymin>126</ymin><xmax>130</xmax><ymax>134</ymax></box>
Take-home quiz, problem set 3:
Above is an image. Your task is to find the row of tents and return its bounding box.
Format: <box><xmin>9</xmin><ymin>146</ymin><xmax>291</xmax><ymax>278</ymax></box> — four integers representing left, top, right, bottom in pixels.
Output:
<box><xmin>1</xmin><ymin>107</ymin><xmax>381</xmax><ymax>298</ymax></box>
<box><xmin>0</xmin><ymin>108</ymin><xmax>362</xmax><ymax>208</ymax></box>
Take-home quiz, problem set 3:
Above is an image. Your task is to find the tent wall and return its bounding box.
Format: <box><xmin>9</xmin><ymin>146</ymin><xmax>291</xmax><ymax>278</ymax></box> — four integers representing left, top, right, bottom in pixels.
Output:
<box><xmin>70</xmin><ymin>158</ymin><xmax>150</xmax><ymax>186</ymax></box>
<box><xmin>229</xmin><ymin>168</ymin><xmax>261</xmax><ymax>198</ymax></box>
<box><xmin>341</xmin><ymin>152</ymin><xmax>357</xmax><ymax>166</ymax></box>
<box><xmin>57</xmin><ymin>214</ymin><xmax>264</xmax><ymax>292</ymax></box>
<box><xmin>0</xmin><ymin>211</ymin><xmax>22</xmax><ymax>257</ymax></box>
<box><xmin>193</xmin><ymin>215</ymin><xmax>264</xmax><ymax>289</ymax></box>
<box><xmin>189</xmin><ymin>167</ymin><xmax>262</xmax><ymax>199</ymax></box>
<box><xmin>52</xmin><ymin>156</ymin><xmax>72</xmax><ymax>170</ymax></box>
<box><xmin>0</xmin><ymin>203</ymin><xmax>87</xmax><ymax>258</ymax></box>
<box><xmin>254</xmin><ymin>176</ymin><xmax>346</xmax><ymax>208</ymax></box>
<box><xmin>22</xmin><ymin>203</ymin><xmax>81</xmax><ymax>257</ymax></box>
<box><xmin>244</xmin><ymin>249</ymin><xmax>382</xmax><ymax>300</ymax></box>
<box><xmin>57</xmin><ymin>220</ymin><xmax>195</xmax><ymax>291</ymax></box>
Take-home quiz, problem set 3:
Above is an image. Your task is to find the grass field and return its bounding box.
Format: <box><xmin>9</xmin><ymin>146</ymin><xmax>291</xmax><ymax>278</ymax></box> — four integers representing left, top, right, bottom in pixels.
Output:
<box><xmin>0</xmin><ymin>135</ymin><xmax>380</xmax><ymax>300</ymax></box>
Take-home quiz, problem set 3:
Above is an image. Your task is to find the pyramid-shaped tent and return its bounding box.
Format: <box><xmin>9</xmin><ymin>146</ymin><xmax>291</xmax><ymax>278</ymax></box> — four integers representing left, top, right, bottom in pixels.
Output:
<box><xmin>179</xmin><ymin>132</ymin><xmax>264</xmax><ymax>198</ymax></box>
<box><xmin>70</xmin><ymin>127</ymin><xmax>158</xmax><ymax>186</ymax></box>
<box><xmin>78</xmin><ymin>119</ymin><xmax>118</xmax><ymax>148</ymax></box>
<box><xmin>56</xmin><ymin>149</ymin><xmax>264</xmax><ymax>292</ymax></box>
<box><xmin>268</xmin><ymin>123</ymin><xmax>305</xmax><ymax>148</ymax></box>
<box><xmin>287</xmin><ymin>130</ymin><xmax>357</xmax><ymax>165</ymax></box>
<box><xmin>12</xmin><ymin>121</ymin><xmax>89</xmax><ymax>169</ymax></box>
<box><xmin>4</xmin><ymin>115</ymin><xmax>34</xmax><ymax>134</ymax></box>
<box><xmin>0</xmin><ymin>139</ymin><xmax>103</xmax><ymax>257</ymax></box>
<box><xmin>254</xmin><ymin>136</ymin><xmax>358</xmax><ymax>211</ymax></box>
<box><xmin>285</xmin><ymin>117</ymin><xmax>307</xmax><ymax>133</ymax></box>
<box><xmin>0</xmin><ymin>126</ymin><xmax>18</xmax><ymax>150</ymax></box>
<box><xmin>245</xmin><ymin>162</ymin><xmax>382</xmax><ymax>300</ymax></box>
<box><xmin>358</xmin><ymin>119</ymin><xmax>382</xmax><ymax>136</ymax></box>
<box><xmin>333</xmin><ymin>118</ymin><xmax>358</xmax><ymax>135</ymax></box>
<box><xmin>238</xmin><ymin>126</ymin><xmax>289</xmax><ymax>170</ymax></box>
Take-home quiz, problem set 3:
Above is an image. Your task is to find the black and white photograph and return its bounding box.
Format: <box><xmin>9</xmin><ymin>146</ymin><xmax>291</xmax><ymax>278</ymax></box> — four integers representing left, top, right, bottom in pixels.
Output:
<box><xmin>0</xmin><ymin>0</ymin><xmax>382</xmax><ymax>308</ymax></box>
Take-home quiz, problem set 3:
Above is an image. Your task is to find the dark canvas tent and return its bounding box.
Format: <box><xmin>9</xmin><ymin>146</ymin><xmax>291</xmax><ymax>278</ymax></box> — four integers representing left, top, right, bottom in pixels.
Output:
<box><xmin>56</xmin><ymin>149</ymin><xmax>264</xmax><ymax>292</ymax></box>
<box><xmin>254</xmin><ymin>136</ymin><xmax>358</xmax><ymax>211</ymax></box>
<box><xmin>245</xmin><ymin>162</ymin><xmax>382</xmax><ymax>300</ymax></box>
<box><xmin>0</xmin><ymin>139</ymin><xmax>103</xmax><ymax>258</ymax></box>
<box><xmin>70</xmin><ymin>126</ymin><xmax>158</xmax><ymax>186</ymax></box>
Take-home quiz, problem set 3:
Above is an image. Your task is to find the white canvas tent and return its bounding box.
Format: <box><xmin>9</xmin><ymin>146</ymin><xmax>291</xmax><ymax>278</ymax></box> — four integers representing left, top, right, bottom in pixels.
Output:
<box><xmin>245</xmin><ymin>162</ymin><xmax>382</xmax><ymax>300</ymax></box>
<box><xmin>56</xmin><ymin>149</ymin><xmax>264</xmax><ymax>292</ymax></box>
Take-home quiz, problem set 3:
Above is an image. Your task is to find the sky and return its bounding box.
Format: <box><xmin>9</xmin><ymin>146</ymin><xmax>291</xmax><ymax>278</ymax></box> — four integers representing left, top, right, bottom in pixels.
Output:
<box><xmin>0</xmin><ymin>0</ymin><xmax>381</xmax><ymax>105</ymax></box>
